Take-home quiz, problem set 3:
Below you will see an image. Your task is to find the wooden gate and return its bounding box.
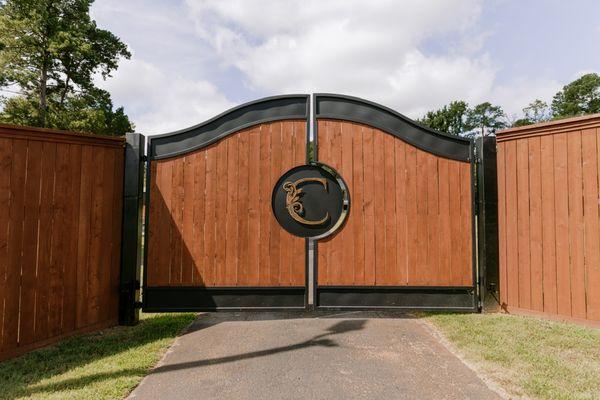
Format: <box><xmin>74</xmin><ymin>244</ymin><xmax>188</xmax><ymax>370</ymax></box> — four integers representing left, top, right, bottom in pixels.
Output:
<box><xmin>142</xmin><ymin>94</ymin><xmax>484</xmax><ymax>311</ymax></box>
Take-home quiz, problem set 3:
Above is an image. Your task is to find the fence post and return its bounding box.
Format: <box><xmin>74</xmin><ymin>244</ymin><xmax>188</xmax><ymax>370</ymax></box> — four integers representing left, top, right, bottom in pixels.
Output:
<box><xmin>476</xmin><ymin>136</ymin><xmax>500</xmax><ymax>311</ymax></box>
<box><xmin>119</xmin><ymin>133</ymin><xmax>145</xmax><ymax>325</ymax></box>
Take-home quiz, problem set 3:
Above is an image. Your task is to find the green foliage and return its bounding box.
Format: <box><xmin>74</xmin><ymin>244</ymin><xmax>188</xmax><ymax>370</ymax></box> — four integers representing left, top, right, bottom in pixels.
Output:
<box><xmin>552</xmin><ymin>73</ymin><xmax>600</xmax><ymax>118</ymax></box>
<box><xmin>419</xmin><ymin>100</ymin><xmax>507</xmax><ymax>136</ymax></box>
<box><xmin>418</xmin><ymin>100</ymin><xmax>469</xmax><ymax>136</ymax></box>
<box><xmin>465</xmin><ymin>102</ymin><xmax>507</xmax><ymax>135</ymax></box>
<box><xmin>0</xmin><ymin>0</ymin><xmax>133</xmax><ymax>135</ymax></box>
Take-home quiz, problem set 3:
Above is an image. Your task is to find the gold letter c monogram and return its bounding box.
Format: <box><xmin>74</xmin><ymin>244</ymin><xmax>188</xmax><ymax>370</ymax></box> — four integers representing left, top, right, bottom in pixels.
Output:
<box><xmin>282</xmin><ymin>178</ymin><xmax>329</xmax><ymax>225</ymax></box>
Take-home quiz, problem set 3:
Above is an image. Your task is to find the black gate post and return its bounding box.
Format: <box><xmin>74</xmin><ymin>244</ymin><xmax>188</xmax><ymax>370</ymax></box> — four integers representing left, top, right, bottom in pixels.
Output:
<box><xmin>119</xmin><ymin>133</ymin><xmax>145</xmax><ymax>325</ymax></box>
<box><xmin>476</xmin><ymin>136</ymin><xmax>500</xmax><ymax>311</ymax></box>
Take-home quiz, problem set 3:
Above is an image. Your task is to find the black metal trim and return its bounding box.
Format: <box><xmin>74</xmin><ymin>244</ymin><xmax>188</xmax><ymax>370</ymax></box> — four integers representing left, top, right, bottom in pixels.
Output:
<box><xmin>149</xmin><ymin>94</ymin><xmax>309</xmax><ymax>160</ymax></box>
<box><xmin>316</xmin><ymin>286</ymin><xmax>477</xmax><ymax>310</ymax></box>
<box><xmin>143</xmin><ymin>287</ymin><xmax>306</xmax><ymax>311</ymax></box>
<box><xmin>119</xmin><ymin>133</ymin><xmax>145</xmax><ymax>325</ymax></box>
<box><xmin>314</xmin><ymin>93</ymin><xmax>471</xmax><ymax>162</ymax></box>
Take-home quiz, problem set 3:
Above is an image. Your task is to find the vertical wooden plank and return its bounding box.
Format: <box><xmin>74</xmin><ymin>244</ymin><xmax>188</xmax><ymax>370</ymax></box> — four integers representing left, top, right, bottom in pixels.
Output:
<box><xmin>170</xmin><ymin>157</ymin><xmax>184</xmax><ymax>284</ymax></box>
<box><xmin>383</xmin><ymin>133</ymin><xmax>397</xmax><ymax>285</ymax></box>
<box><xmin>48</xmin><ymin>144</ymin><xmax>70</xmax><ymax>336</ymax></box>
<box><xmin>146</xmin><ymin>161</ymin><xmax>159</xmax><ymax>286</ymax></box>
<box><xmin>278</xmin><ymin>123</ymin><xmax>293</xmax><ymax>285</ymax></box>
<box><xmin>459</xmin><ymin>164</ymin><xmax>472</xmax><ymax>286</ymax></box>
<box><xmin>97</xmin><ymin>149</ymin><xmax>116</xmax><ymax>321</ymax></box>
<box><xmin>155</xmin><ymin>160</ymin><xmax>173</xmax><ymax>285</ymax></box>
<box><xmin>61</xmin><ymin>144</ymin><xmax>82</xmax><ymax>333</ymax></box>
<box><xmin>76</xmin><ymin>146</ymin><xmax>93</xmax><ymax>328</ymax></box>
<box><xmin>329</xmin><ymin>122</ymin><xmax>344</xmax><ymax>284</ymax></box>
<box><xmin>496</xmin><ymin>144</ymin><xmax>508</xmax><ymax>306</ymax></box>
<box><xmin>528</xmin><ymin>137</ymin><xmax>544</xmax><ymax>311</ymax></box>
<box><xmin>258</xmin><ymin>125</ymin><xmax>271</xmax><ymax>285</ymax></box>
<box><xmin>540</xmin><ymin>136</ymin><xmax>557</xmax><ymax>314</ymax></box>
<box><xmin>237</xmin><ymin>130</ymin><xmax>250</xmax><ymax>285</ymax></box>
<box><xmin>582</xmin><ymin>128</ymin><xmax>599</xmax><ymax>320</ymax></box>
<box><xmin>405</xmin><ymin>145</ymin><xmax>418</xmax><ymax>285</ymax></box>
<box><xmin>553</xmin><ymin>133</ymin><xmax>571</xmax><ymax>316</ymax></box>
<box><xmin>269</xmin><ymin>124</ymin><xmax>282</xmax><ymax>285</ymax></box>
<box><xmin>317</xmin><ymin>121</ymin><xmax>332</xmax><ymax>284</ymax></box>
<box><xmin>34</xmin><ymin>142</ymin><xmax>56</xmax><ymax>340</ymax></box>
<box><xmin>181</xmin><ymin>154</ymin><xmax>195</xmax><ymax>284</ymax></box>
<box><xmin>291</xmin><ymin>121</ymin><xmax>306</xmax><ymax>286</ymax></box>
<box><xmin>224</xmin><ymin>135</ymin><xmax>239</xmax><ymax>285</ymax></box>
<box><xmin>426</xmin><ymin>154</ymin><xmax>440</xmax><ymax>285</ymax></box>
<box><xmin>414</xmin><ymin>150</ymin><xmax>429</xmax><ymax>285</ymax></box>
<box><xmin>2</xmin><ymin>139</ymin><xmax>26</xmax><ymax>351</ymax></box>
<box><xmin>341</xmin><ymin>123</ymin><xmax>355</xmax><ymax>285</ymax></box>
<box><xmin>504</xmin><ymin>141</ymin><xmax>520</xmax><ymax>307</ymax></box>
<box><xmin>247</xmin><ymin>128</ymin><xmax>261</xmax><ymax>286</ymax></box>
<box><xmin>589</xmin><ymin>127</ymin><xmax>600</xmax><ymax>320</ymax></box>
<box><xmin>192</xmin><ymin>152</ymin><xmax>206</xmax><ymax>285</ymax></box>
<box><xmin>393</xmin><ymin>140</ymin><xmax>407</xmax><ymax>285</ymax></box>
<box><xmin>353</xmin><ymin>123</ymin><xmax>366</xmax><ymax>285</ymax></box>
<box><xmin>516</xmin><ymin>139</ymin><xmax>531</xmax><ymax>309</ymax></box>
<box><xmin>214</xmin><ymin>139</ymin><xmax>229</xmax><ymax>286</ymax></box>
<box><xmin>373</xmin><ymin>130</ymin><xmax>386</xmax><ymax>285</ymax></box>
<box><xmin>204</xmin><ymin>145</ymin><xmax>217</xmax><ymax>286</ymax></box>
<box><xmin>447</xmin><ymin>161</ymin><xmax>462</xmax><ymax>285</ymax></box>
<box><xmin>566</xmin><ymin>131</ymin><xmax>586</xmax><ymax>318</ymax></box>
<box><xmin>437</xmin><ymin>158</ymin><xmax>451</xmax><ymax>285</ymax></box>
<box><xmin>0</xmin><ymin>138</ymin><xmax>13</xmax><ymax>349</ymax></box>
<box><xmin>17</xmin><ymin>141</ymin><xmax>42</xmax><ymax>345</ymax></box>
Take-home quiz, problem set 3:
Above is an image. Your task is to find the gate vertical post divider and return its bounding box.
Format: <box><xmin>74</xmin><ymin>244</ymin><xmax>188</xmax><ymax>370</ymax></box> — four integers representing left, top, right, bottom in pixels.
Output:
<box><xmin>119</xmin><ymin>133</ymin><xmax>145</xmax><ymax>325</ymax></box>
<box><xmin>307</xmin><ymin>93</ymin><xmax>317</xmax><ymax>310</ymax></box>
<box><xmin>475</xmin><ymin>136</ymin><xmax>500</xmax><ymax>311</ymax></box>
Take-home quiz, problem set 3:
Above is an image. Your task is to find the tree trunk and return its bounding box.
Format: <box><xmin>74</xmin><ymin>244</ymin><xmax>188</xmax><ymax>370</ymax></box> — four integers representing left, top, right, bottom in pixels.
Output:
<box><xmin>39</xmin><ymin>57</ymin><xmax>48</xmax><ymax>127</ymax></box>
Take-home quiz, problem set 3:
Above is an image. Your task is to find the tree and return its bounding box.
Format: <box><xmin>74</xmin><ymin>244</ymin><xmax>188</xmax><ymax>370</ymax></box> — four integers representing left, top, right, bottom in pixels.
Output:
<box><xmin>0</xmin><ymin>0</ymin><xmax>134</xmax><ymax>135</ymax></box>
<box><xmin>512</xmin><ymin>99</ymin><xmax>550</xmax><ymax>127</ymax></box>
<box><xmin>551</xmin><ymin>73</ymin><xmax>600</xmax><ymax>118</ymax></box>
<box><xmin>466</xmin><ymin>102</ymin><xmax>507</xmax><ymax>135</ymax></box>
<box><xmin>418</xmin><ymin>100</ymin><xmax>469</xmax><ymax>136</ymax></box>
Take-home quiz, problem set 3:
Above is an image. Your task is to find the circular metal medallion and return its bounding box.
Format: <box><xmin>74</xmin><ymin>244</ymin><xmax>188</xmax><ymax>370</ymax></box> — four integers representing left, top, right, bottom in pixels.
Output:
<box><xmin>272</xmin><ymin>163</ymin><xmax>349</xmax><ymax>239</ymax></box>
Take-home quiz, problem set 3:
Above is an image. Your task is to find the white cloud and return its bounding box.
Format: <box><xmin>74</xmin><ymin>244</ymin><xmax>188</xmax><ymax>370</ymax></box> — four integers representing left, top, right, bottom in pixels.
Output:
<box><xmin>97</xmin><ymin>58</ymin><xmax>234</xmax><ymax>134</ymax></box>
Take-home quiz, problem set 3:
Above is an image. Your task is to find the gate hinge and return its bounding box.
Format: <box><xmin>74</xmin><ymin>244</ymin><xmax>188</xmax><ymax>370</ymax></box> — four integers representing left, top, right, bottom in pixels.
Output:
<box><xmin>134</xmin><ymin>301</ymin><xmax>143</xmax><ymax>309</ymax></box>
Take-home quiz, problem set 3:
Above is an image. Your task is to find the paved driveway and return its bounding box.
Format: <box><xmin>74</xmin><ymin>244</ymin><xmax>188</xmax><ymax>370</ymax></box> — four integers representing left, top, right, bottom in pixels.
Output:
<box><xmin>128</xmin><ymin>311</ymin><xmax>502</xmax><ymax>400</ymax></box>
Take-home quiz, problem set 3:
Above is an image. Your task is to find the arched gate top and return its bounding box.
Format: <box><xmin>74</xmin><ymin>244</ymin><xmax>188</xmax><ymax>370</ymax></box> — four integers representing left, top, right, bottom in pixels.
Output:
<box><xmin>314</xmin><ymin>93</ymin><xmax>472</xmax><ymax>162</ymax></box>
<box><xmin>149</xmin><ymin>94</ymin><xmax>309</xmax><ymax>160</ymax></box>
<box><xmin>148</xmin><ymin>93</ymin><xmax>471</xmax><ymax>162</ymax></box>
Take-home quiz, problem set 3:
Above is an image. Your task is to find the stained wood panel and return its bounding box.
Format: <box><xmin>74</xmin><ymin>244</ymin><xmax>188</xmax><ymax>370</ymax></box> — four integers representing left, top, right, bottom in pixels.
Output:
<box><xmin>497</xmin><ymin>115</ymin><xmax>600</xmax><ymax>324</ymax></box>
<box><xmin>0</xmin><ymin>125</ymin><xmax>124</xmax><ymax>361</ymax></box>
<box><xmin>146</xmin><ymin>120</ymin><xmax>307</xmax><ymax>287</ymax></box>
<box><xmin>317</xmin><ymin>120</ymin><xmax>473</xmax><ymax>287</ymax></box>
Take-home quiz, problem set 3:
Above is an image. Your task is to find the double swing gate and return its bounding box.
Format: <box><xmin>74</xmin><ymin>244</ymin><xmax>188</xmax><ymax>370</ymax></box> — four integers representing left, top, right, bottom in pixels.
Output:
<box><xmin>128</xmin><ymin>94</ymin><xmax>498</xmax><ymax>313</ymax></box>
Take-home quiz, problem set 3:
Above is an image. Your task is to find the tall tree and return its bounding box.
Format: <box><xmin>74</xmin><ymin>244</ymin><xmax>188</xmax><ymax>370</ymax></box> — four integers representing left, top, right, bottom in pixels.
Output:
<box><xmin>466</xmin><ymin>102</ymin><xmax>507</xmax><ymax>135</ymax></box>
<box><xmin>551</xmin><ymin>73</ymin><xmax>600</xmax><ymax>118</ymax></box>
<box><xmin>513</xmin><ymin>99</ymin><xmax>551</xmax><ymax>127</ymax></box>
<box><xmin>418</xmin><ymin>100</ymin><xmax>469</xmax><ymax>136</ymax></box>
<box><xmin>0</xmin><ymin>0</ymin><xmax>134</xmax><ymax>135</ymax></box>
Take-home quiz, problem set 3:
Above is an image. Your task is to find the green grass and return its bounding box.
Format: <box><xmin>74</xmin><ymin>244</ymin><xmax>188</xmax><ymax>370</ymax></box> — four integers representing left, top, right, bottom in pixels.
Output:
<box><xmin>0</xmin><ymin>313</ymin><xmax>196</xmax><ymax>400</ymax></box>
<box><xmin>427</xmin><ymin>313</ymin><xmax>600</xmax><ymax>400</ymax></box>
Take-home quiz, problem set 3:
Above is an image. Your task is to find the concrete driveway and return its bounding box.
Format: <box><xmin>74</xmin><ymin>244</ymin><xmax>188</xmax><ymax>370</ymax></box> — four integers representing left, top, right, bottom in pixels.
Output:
<box><xmin>128</xmin><ymin>312</ymin><xmax>503</xmax><ymax>400</ymax></box>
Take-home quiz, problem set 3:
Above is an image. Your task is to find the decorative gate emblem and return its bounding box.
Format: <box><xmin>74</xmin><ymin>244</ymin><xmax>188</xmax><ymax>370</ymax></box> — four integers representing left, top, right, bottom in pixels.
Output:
<box><xmin>272</xmin><ymin>164</ymin><xmax>349</xmax><ymax>239</ymax></box>
<box><xmin>283</xmin><ymin>178</ymin><xmax>329</xmax><ymax>225</ymax></box>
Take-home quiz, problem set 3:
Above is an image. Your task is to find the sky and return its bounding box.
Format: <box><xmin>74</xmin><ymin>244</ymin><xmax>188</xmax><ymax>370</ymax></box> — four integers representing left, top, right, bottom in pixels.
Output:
<box><xmin>90</xmin><ymin>0</ymin><xmax>600</xmax><ymax>135</ymax></box>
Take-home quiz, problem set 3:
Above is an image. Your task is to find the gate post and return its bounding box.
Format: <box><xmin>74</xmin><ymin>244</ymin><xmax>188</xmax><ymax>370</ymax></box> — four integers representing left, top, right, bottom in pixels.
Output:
<box><xmin>119</xmin><ymin>133</ymin><xmax>145</xmax><ymax>325</ymax></box>
<box><xmin>476</xmin><ymin>136</ymin><xmax>500</xmax><ymax>311</ymax></box>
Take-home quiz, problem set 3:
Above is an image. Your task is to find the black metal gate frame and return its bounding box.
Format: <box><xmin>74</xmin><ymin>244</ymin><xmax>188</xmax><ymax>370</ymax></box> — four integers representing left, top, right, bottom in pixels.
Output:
<box><xmin>118</xmin><ymin>94</ymin><xmax>498</xmax><ymax>317</ymax></box>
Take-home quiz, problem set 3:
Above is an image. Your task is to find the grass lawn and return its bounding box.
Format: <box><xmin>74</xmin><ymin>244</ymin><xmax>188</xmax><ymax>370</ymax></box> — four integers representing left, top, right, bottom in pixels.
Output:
<box><xmin>0</xmin><ymin>313</ymin><xmax>197</xmax><ymax>400</ymax></box>
<box><xmin>427</xmin><ymin>313</ymin><xmax>600</xmax><ymax>400</ymax></box>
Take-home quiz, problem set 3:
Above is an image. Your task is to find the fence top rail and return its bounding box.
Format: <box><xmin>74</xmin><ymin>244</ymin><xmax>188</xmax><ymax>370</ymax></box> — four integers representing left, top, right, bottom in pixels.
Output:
<box><xmin>0</xmin><ymin>123</ymin><xmax>125</xmax><ymax>148</ymax></box>
<box><xmin>496</xmin><ymin>113</ymin><xmax>600</xmax><ymax>142</ymax></box>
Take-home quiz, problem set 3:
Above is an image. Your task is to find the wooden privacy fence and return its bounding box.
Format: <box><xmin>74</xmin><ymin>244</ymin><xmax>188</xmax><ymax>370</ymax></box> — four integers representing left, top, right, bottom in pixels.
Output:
<box><xmin>0</xmin><ymin>124</ymin><xmax>128</xmax><ymax>361</ymax></box>
<box><xmin>497</xmin><ymin>114</ymin><xmax>600</xmax><ymax>326</ymax></box>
